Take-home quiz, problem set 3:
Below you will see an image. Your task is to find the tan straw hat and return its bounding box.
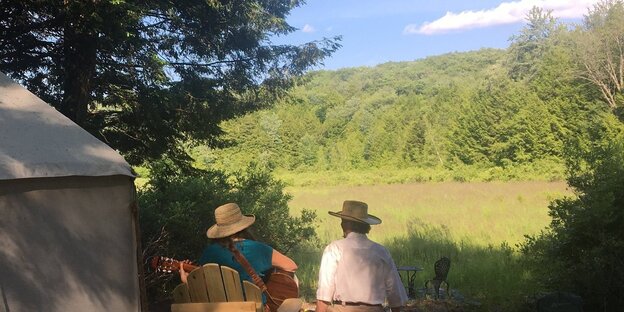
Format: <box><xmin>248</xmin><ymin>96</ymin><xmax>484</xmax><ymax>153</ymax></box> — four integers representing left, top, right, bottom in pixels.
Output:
<box><xmin>206</xmin><ymin>203</ymin><xmax>256</xmax><ymax>239</ymax></box>
<box><xmin>328</xmin><ymin>200</ymin><xmax>381</xmax><ymax>225</ymax></box>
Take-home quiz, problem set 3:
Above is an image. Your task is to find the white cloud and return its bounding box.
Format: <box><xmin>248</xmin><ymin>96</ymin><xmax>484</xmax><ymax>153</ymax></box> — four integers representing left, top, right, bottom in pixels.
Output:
<box><xmin>404</xmin><ymin>0</ymin><xmax>601</xmax><ymax>35</ymax></box>
<box><xmin>302</xmin><ymin>24</ymin><xmax>316</xmax><ymax>33</ymax></box>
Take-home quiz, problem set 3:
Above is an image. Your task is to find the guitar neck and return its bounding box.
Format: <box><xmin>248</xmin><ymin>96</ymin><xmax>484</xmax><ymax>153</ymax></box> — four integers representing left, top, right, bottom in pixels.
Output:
<box><xmin>181</xmin><ymin>262</ymin><xmax>199</xmax><ymax>272</ymax></box>
<box><xmin>151</xmin><ymin>256</ymin><xmax>199</xmax><ymax>273</ymax></box>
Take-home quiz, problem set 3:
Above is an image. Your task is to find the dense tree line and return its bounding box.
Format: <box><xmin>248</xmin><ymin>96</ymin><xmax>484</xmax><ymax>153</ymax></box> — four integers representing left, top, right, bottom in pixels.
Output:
<box><xmin>200</xmin><ymin>4</ymin><xmax>620</xmax><ymax>180</ymax></box>
<box><xmin>206</xmin><ymin>45</ymin><xmax>611</xmax><ymax>176</ymax></box>
<box><xmin>205</xmin><ymin>5</ymin><xmax>623</xmax><ymax>183</ymax></box>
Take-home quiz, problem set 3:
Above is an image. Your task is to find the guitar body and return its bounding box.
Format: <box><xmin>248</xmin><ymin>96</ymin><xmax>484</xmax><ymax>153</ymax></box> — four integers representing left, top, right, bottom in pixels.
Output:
<box><xmin>265</xmin><ymin>269</ymin><xmax>299</xmax><ymax>312</ymax></box>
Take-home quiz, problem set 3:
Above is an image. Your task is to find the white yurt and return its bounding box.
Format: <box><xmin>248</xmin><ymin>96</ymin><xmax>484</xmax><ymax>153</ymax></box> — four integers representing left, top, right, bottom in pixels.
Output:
<box><xmin>0</xmin><ymin>72</ymin><xmax>143</xmax><ymax>311</ymax></box>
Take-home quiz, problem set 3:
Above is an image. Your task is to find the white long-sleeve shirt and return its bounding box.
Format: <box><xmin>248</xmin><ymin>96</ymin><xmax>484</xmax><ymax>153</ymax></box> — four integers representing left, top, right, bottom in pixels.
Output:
<box><xmin>316</xmin><ymin>232</ymin><xmax>408</xmax><ymax>307</ymax></box>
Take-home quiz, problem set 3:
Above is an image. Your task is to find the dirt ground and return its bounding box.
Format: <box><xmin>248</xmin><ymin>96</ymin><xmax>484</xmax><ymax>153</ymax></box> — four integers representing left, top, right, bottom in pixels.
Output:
<box><xmin>403</xmin><ymin>299</ymin><xmax>472</xmax><ymax>312</ymax></box>
<box><xmin>301</xmin><ymin>299</ymin><xmax>471</xmax><ymax>312</ymax></box>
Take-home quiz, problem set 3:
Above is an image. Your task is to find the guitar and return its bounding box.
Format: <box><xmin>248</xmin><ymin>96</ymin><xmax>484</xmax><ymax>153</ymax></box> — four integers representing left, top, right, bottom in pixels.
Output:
<box><xmin>150</xmin><ymin>256</ymin><xmax>299</xmax><ymax>312</ymax></box>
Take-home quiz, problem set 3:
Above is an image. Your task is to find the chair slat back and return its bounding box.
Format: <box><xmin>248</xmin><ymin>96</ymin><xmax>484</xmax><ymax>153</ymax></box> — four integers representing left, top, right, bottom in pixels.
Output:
<box><xmin>187</xmin><ymin>266</ymin><xmax>209</xmax><ymax>302</ymax></box>
<box><xmin>242</xmin><ymin>280</ymin><xmax>263</xmax><ymax>312</ymax></box>
<box><xmin>221</xmin><ymin>266</ymin><xmax>245</xmax><ymax>301</ymax></box>
<box><xmin>173</xmin><ymin>283</ymin><xmax>191</xmax><ymax>303</ymax></box>
<box><xmin>173</xmin><ymin>263</ymin><xmax>269</xmax><ymax>312</ymax></box>
<box><xmin>202</xmin><ymin>264</ymin><xmax>227</xmax><ymax>302</ymax></box>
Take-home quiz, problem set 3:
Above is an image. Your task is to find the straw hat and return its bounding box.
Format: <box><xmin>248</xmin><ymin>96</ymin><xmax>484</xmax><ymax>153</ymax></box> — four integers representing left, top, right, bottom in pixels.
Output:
<box><xmin>206</xmin><ymin>203</ymin><xmax>255</xmax><ymax>239</ymax></box>
<box><xmin>328</xmin><ymin>200</ymin><xmax>381</xmax><ymax>225</ymax></box>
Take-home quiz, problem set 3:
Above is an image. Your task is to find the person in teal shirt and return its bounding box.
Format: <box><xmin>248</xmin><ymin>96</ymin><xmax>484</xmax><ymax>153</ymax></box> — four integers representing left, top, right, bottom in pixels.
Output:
<box><xmin>197</xmin><ymin>235</ymin><xmax>274</xmax><ymax>282</ymax></box>
<box><xmin>179</xmin><ymin>203</ymin><xmax>298</xmax><ymax>304</ymax></box>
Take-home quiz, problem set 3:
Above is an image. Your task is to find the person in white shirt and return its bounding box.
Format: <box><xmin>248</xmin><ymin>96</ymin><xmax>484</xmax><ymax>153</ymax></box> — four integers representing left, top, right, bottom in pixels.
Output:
<box><xmin>316</xmin><ymin>200</ymin><xmax>408</xmax><ymax>312</ymax></box>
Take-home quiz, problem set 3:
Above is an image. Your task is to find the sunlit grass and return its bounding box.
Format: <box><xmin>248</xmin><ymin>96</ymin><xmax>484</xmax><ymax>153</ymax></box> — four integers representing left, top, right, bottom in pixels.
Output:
<box><xmin>286</xmin><ymin>181</ymin><xmax>572</xmax><ymax>310</ymax></box>
<box><xmin>287</xmin><ymin>181</ymin><xmax>569</xmax><ymax>246</ymax></box>
<box><xmin>274</xmin><ymin>162</ymin><xmax>566</xmax><ymax>187</ymax></box>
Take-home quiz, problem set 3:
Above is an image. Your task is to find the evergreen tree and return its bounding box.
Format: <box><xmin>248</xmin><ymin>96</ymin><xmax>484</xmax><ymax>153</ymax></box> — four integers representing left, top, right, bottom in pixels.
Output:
<box><xmin>507</xmin><ymin>7</ymin><xmax>560</xmax><ymax>81</ymax></box>
<box><xmin>0</xmin><ymin>0</ymin><xmax>340</xmax><ymax>164</ymax></box>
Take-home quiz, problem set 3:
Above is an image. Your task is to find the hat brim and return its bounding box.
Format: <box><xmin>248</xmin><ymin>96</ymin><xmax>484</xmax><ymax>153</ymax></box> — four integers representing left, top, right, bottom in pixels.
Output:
<box><xmin>328</xmin><ymin>211</ymin><xmax>381</xmax><ymax>225</ymax></box>
<box><xmin>206</xmin><ymin>215</ymin><xmax>256</xmax><ymax>238</ymax></box>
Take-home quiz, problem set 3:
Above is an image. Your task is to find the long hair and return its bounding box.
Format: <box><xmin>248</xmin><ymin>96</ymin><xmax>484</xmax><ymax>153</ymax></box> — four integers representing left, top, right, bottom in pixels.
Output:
<box><xmin>212</xmin><ymin>228</ymin><xmax>257</xmax><ymax>247</ymax></box>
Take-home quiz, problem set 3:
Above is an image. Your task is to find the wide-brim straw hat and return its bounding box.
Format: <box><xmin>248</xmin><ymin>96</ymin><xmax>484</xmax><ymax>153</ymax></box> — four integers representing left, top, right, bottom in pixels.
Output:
<box><xmin>328</xmin><ymin>200</ymin><xmax>381</xmax><ymax>225</ymax></box>
<box><xmin>206</xmin><ymin>203</ymin><xmax>255</xmax><ymax>239</ymax></box>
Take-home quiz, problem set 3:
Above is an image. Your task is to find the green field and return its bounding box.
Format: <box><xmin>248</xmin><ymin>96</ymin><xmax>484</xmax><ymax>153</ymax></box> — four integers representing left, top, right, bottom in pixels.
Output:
<box><xmin>285</xmin><ymin>181</ymin><xmax>572</xmax><ymax>309</ymax></box>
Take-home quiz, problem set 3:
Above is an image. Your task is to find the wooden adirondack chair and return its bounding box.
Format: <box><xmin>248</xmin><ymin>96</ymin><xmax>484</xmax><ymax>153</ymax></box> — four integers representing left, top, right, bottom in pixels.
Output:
<box><xmin>171</xmin><ymin>263</ymin><xmax>262</xmax><ymax>312</ymax></box>
<box><xmin>170</xmin><ymin>263</ymin><xmax>302</xmax><ymax>312</ymax></box>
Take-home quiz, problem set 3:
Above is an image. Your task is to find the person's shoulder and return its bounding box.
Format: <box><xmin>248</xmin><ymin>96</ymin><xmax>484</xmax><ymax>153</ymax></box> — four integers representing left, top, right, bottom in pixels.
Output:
<box><xmin>333</xmin><ymin>236</ymin><xmax>350</xmax><ymax>244</ymax></box>
<box><xmin>199</xmin><ymin>243</ymin><xmax>227</xmax><ymax>264</ymax></box>
<box><xmin>243</xmin><ymin>239</ymin><xmax>273</xmax><ymax>250</ymax></box>
<box><xmin>202</xmin><ymin>243</ymin><xmax>228</xmax><ymax>255</ymax></box>
<box><xmin>323</xmin><ymin>238</ymin><xmax>344</xmax><ymax>250</ymax></box>
<box><xmin>370</xmin><ymin>240</ymin><xmax>392</xmax><ymax>254</ymax></box>
<box><xmin>204</xmin><ymin>242</ymin><xmax>221</xmax><ymax>251</ymax></box>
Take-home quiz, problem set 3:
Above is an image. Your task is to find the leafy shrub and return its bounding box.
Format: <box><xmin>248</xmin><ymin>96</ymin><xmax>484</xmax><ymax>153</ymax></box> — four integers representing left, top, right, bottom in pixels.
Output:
<box><xmin>520</xmin><ymin>131</ymin><xmax>624</xmax><ymax>310</ymax></box>
<box><xmin>138</xmin><ymin>160</ymin><xmax>317</xmax><ymax>303</ymax></box>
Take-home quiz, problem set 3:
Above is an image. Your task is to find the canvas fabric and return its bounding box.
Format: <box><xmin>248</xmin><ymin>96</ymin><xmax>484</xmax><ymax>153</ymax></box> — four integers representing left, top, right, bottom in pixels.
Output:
<box><xmin>0</xmin><ymin>176</ymin><xmax>140</xmax><ymax>311</ymax></box>
<box><xmin>0</xmin><ymin>72</ymin><xmax>133</xmax><ymax>180</ymax></box>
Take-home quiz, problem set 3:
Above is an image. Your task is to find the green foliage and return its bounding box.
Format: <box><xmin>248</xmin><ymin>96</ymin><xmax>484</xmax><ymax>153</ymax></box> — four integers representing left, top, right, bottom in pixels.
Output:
<box><xmin>204</xmin><ymin>50</ymin><xmax>525</xmax><ymax>173</ymax></box>
<box><xmin>274</xmin><ymin>160</ymin><xmax>566</xmax><ymax>187</ymax></box>
<box><xmin>0</xmin><ymin>0</ymin><xmax>340</xmax><ymax>165</ymax></box>
<box><xmin>227</xmin><ymin>163</ymin><xmax>318</xmax><ymax>253</ymax></box>
<box><xmin>515</xmin><ymin>3</ymin><xmax>624</xmax><ymax>310</ymax></box>
<box><xmin>450</xmin><ymin>78</ymin><xmax>563</xmax><ymax>166</ymax></box>
<box><xmin>200</xmin><ymin>43</ymin><xmax>611</xmax><ymax>182</ymax></box>
<box><xmin>520</xmin><ymin>127</ymin><xmax>624</xmax><ymax>310</ymax></box>
<box><xmin>138</xmin><ymin>160</ymin><xmax>317</xmax><ymax>300</ymax></box>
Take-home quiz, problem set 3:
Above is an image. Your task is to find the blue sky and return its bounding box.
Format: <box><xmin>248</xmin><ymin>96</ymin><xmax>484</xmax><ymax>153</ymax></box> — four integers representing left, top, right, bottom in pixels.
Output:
<box><xmin>272</xmin><ymin>0</ymin><xmax>602</xmax><ymax>70</ymax></box>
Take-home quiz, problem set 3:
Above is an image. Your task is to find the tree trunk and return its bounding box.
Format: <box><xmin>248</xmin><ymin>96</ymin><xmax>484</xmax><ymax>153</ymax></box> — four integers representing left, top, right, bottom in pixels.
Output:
<box><xmin>59</xmin><ymin>4</ymin><xmax>97</xmax><ymax>127</ymax></box>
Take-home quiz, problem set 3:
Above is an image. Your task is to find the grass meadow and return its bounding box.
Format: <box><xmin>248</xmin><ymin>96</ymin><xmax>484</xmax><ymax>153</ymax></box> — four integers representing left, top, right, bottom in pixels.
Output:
<box><xmin>284</xmin><ymin>181</ymin><xmax>572</xmax><ymax>310</ymax></box>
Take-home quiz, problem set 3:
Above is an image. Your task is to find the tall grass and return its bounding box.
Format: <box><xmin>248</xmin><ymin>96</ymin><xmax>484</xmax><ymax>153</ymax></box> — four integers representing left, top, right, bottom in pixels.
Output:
<box><xmin>286</xmin><ymin>181</ymin><xmax>571</xmax><ymax>310</ymax></box>
<box><xmin>275</xmin><ymin>161</ymin><xmax>566</xmax><ymax>187</ymax></box>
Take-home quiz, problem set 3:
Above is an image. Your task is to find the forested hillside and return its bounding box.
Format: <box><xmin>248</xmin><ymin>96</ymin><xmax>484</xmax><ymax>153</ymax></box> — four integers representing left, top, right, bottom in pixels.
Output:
<box><xmin>197</xmin><ymin>28</ymin><xmax>620</xmax><ymax>182</ymax></box>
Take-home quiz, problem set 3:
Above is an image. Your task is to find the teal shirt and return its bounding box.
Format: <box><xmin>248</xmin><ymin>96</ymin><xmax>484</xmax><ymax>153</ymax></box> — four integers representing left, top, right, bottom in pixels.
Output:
<box><xmin>198</xmin><ymin>239</ymin><xmax>273</xmax><ymax>302</ymax></box>
<box><xmin>198</xmin><ymin>240</ymin><xmax>273</xmax><ymax>279</ymax></box>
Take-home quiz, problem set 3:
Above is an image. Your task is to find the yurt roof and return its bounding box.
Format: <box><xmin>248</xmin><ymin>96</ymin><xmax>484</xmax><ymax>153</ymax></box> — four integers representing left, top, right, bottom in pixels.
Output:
<box><xmin>0</xmin><ymin>72</ymin><xmax>134</xmax><ymax>180</ymax></box>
